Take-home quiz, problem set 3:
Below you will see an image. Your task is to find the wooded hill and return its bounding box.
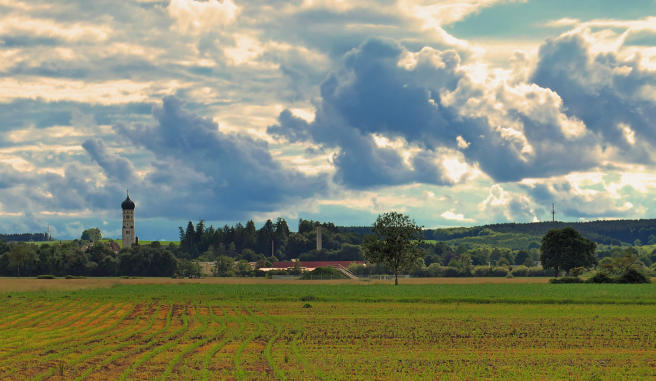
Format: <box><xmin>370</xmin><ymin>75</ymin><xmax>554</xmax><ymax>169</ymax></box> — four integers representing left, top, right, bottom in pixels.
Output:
<box><xmin>340</xmin><ymin>219</ymin><xmax>656</xmax><ymax>248</ymax></box>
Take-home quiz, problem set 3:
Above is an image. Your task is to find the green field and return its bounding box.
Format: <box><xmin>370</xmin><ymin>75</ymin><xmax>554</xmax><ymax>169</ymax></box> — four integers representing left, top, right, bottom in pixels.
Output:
<box><xmin>1</xmin><ymin>279</ymin><xmax>656</xmax><ymax>379</ymax></box>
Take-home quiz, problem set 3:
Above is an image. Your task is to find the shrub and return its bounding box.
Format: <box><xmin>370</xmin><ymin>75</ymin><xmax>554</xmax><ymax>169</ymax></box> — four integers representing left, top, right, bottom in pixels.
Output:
<box><xmin>616</xmin><ymin>268</ymin><xmax>651</xmax><ymax>284</ymax></box>
<box><xmin>426</xmin><ymin>264</ymin><xmax>445</xmax><ymax>277</ymax></box>
<box><xmin>526</xmin><ymin>266</ymin><xmax>549</xmax><ymax>277</ymax></box>
<box><xmin>471</xmin><ymin>266</ymin><xmax>508</xmax><ymax>277</ymax></box>
<box><xmin>36</xmin><ymin>274</ymin><xmax>56</xmax><ymax>279</ymax></box>
<box><xmin>586</xmin><ymin>272</ymin><xmax>614</xmax><ymax>283</ymax></box>
<box><xmin>511</xmin><ymin>265</ymin><xmax>529</xmax><ymax>277</ymax></box>
<box><xmin>569</xmin><ymin>267</ymin><xmax>587</xmax><ymax>277</ymax></box>
<box><xmin>549</xmin><ymin>276</ymin><xmax>584</xmax><ymax>284</ymax></box>
<box><xmin>442</xmin><ymin>267</ymin><xmax>466</xmax><ymax>277</ymax></box>
<box><xmin>491</xmin><ymin>266</ymin><xmax>510</xmax><ymax>277</ymax></box>
<box><xmin>471</xmin><ymin>266</ymin><xmax>489</xmax><ymax>277</ymax></box>
<box><xmin>410</xmin><ymin>267</ymin><xmax>430</xmax><ymax>277</ymax></box>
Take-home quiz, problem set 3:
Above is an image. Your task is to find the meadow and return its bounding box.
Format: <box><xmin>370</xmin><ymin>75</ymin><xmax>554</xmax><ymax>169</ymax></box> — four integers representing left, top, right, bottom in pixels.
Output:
<box><xmin>1</xmin><ymin>278</ymin><xmax>655</xmax><ymax>379</ymax></box>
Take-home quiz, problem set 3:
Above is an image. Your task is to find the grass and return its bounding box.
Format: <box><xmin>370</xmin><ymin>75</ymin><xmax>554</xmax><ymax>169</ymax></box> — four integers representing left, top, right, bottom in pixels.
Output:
<box><xmin>1</xmin><ymin>279</ymin><xmax>656</xmax><ymax>379</ymax></box>
<box><xmin>5</xmin><ymin>280</ymin><xmax>656</xmax><ymax>305</ymax></box>
<box><xmin>0</xmin><ymin>276</ymin><xmax>551</xmax><ymax>293</ymax></box>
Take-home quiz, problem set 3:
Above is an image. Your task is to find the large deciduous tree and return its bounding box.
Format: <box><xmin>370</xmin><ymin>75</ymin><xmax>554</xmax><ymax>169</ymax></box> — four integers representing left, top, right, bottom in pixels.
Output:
<box><xmin>81</xmin><ymin>228</ymin><xmax>102</xmax><ymax>242</ymax></box>
<box><xmin>362</xmin><ymin>212</ymin><xmax>424</xmax><ymax>285</ymax></box>
<box><xmin>540</xmin><ymin>227</ymin><xmax>597</xmax><ymax>277</ymax></box>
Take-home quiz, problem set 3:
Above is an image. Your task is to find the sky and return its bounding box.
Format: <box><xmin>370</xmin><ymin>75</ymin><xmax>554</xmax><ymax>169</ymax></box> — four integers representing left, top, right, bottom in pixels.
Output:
<box><xmin>1</xmin><ymin>0</ymin><xmax>656</xmax><ymax>240</ymax></box>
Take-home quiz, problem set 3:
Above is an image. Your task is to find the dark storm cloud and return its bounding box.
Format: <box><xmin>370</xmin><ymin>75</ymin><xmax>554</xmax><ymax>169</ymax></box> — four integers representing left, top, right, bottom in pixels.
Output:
<box><xmin>1</xmin><ymin>96</ymin><xmax>326</xmax><ymax>222</ymax></box>
<box><xmin>82</xmin><ymin>139</ymin><xmax>136</xmax><ymax>184</ymax></box>
<box><xmin>111</xmin><ymin>96</ymin><xmax>326</xmax><ymax>219</ymax></box>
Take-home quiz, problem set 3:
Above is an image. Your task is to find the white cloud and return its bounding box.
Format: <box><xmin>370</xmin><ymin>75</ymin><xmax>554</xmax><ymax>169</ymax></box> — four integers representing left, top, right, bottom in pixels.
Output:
<box><xmin>440</xmin><ymin>210</ymin><xmax>474</xmax><ymax>222</ymax></box>
<box><xmin>168</xmin><ymin>0</ymin><xmax>239</xmax><ymax>35</ymax></box>
<box><xmin>619</xmin><ymin>123</ymin><xmax>636</xmax><ymax>145</ymax></box>
<box><xmin>224</xmin><ymin>34</ymin><xmax>266</xmax><ymax>66</ymax></box>
<box><xmin>0</xmin><ymin>15</ymin><xmax>111</xmax><ymax>42</ymax></box>
<box><xmin>456</xmin><ymin>136</ymin><xmax>470</xmax><ymax>149</ymax></box>
<box><xmin>0</xmin><ymin>78</ymin><xmax>183</xmax><ymax>105</ymax></box>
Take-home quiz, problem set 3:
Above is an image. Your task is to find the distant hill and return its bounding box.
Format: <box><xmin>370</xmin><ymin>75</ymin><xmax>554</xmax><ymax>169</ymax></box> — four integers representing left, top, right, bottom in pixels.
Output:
<box><xmin>431</xmin><ymin>220</ymin><xmax>656</xmax><ymax>246</ymax></box>
<box><xmin>339</xmin><ymin>219</ymin><xmax>656</xmax><ymax>248</ymax></box>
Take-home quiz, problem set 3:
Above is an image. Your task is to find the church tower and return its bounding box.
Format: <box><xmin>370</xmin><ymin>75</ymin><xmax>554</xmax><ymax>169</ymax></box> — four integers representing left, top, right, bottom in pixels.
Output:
<box><xmin>121</xmin><ymin>193</ymin><xmax>136</xmax><ymax>249</ymax></box>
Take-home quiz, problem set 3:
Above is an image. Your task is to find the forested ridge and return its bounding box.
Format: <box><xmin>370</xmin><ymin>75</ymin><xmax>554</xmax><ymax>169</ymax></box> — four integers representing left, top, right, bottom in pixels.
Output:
<box><xmin>342</xmin><ymin>219</ymin><xmax>656</xmax><ymax>245</ymax></box>
<box><xmin>429</xmin><ymin>219</ymin><xmax>656</xmax><ymax>245</ymax></box>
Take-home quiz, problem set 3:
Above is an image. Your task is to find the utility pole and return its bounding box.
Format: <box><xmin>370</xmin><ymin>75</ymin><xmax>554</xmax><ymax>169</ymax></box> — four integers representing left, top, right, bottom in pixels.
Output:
<box><xmin>552</xmin><ymin>203</ymin><xmax>555</xmax><ymax>222</ymax></box>
<box><xmin>271</xmin><ymin>239</ymin><xmax>274</xmax><ymax>257</ymax></box>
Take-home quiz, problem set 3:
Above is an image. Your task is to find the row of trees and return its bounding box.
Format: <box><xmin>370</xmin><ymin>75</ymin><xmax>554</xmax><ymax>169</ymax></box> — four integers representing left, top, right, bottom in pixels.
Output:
<box><xmin>0</xmin><ymin>240</ymin><xmax>179</xmax><ymax>277</ymax></box>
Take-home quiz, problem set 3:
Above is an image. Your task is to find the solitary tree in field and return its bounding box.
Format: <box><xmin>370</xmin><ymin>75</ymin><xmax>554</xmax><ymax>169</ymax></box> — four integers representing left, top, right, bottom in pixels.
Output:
<box><xmin>362</xmin><ymin>212</ymin><xmax>424</xmax><ymax>285</ymax></box>
<box><xmin>540</xmin><ymin>227</ymin><xmax>597</xmax><ymax>277</ymax></box>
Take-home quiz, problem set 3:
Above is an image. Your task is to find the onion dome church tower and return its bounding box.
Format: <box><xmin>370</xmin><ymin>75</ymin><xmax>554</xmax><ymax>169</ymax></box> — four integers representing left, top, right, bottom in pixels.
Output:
<box><xmin>121</xmin><ymin>193</ymin><xmax>136</xmax><ymax>249</ymax></box>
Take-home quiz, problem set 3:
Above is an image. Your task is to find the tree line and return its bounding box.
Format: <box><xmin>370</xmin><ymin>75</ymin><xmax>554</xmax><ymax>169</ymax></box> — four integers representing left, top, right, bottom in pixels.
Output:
<box><xmin>178</xmin><ymin>218</ymin><xmax>362</xmax><ymax>262</ymax></box>
<box><xmin>0</xmin><ymin>240</ymin><xmax>180</xmax><ymax>277</ymax></box>
<box><xmin>0</xmin><ymin>233</ymin><xmax>52</xmax><ymax>242</ymax></box>
<box><xmin>3</xmin><ymin>216</ymin><xmax>656</xmax><ymax>280</ymax></box>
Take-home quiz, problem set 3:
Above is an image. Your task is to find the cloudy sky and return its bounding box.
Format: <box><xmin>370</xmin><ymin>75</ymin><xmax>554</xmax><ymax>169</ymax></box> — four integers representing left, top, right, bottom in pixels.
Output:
<box><xmin>1</xmin><ymin>0</ymin><xmax>656</xmax><ymax>239</ymax></box>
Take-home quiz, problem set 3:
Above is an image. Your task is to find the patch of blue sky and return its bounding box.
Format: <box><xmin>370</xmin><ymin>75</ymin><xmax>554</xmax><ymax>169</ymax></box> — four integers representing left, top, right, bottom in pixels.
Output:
<box><xmin>446</xmin><ymin>0</ymin><xmax>656</xmax><ymax>40</ymax></box>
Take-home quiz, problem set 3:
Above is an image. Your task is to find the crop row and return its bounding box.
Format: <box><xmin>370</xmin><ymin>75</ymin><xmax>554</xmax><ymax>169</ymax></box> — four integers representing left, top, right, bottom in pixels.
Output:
<box><xmin>0</xmin><ymin>300</ymin><xmax>317</xmax><ymax>380</ymax></box>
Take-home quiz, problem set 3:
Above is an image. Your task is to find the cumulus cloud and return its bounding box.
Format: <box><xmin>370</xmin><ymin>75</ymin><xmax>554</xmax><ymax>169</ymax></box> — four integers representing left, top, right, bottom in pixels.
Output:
<box><xmin>269</xmin><ymin>39</ymin><xmax>471</xmax><ymax>187</ymax></box>
<box><xmin>532</xmin><ymin>29</ymin><xmax>656</xmax><ymax>162</ymax></box>
<box><xmin>269</xmin><ymin>38</ymin><xmax>609</xmax><ymax>185</ymax></box>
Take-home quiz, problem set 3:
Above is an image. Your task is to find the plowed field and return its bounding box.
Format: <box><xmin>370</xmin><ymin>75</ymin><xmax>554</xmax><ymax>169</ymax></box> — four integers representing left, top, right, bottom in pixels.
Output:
<box><xmin>1</xmin><ymin>280</ymin><xmax>655</xmax><ymax>379</ymax></box>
